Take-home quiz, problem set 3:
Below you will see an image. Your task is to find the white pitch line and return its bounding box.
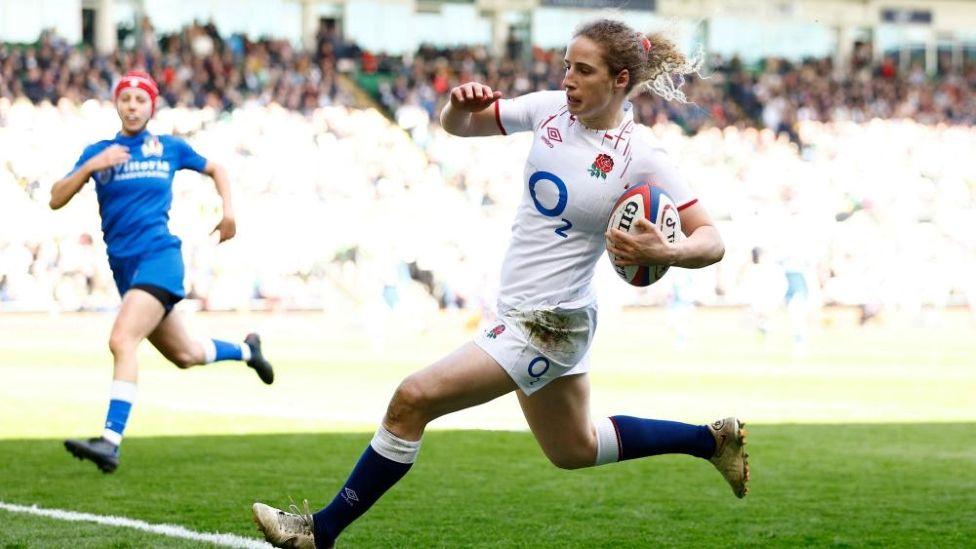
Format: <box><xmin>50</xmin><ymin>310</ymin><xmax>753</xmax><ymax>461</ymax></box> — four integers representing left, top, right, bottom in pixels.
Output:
<box><xmin>0</xmin><ymin>501</ymin><xmax>270</xmax><ymax>548</ymax></box>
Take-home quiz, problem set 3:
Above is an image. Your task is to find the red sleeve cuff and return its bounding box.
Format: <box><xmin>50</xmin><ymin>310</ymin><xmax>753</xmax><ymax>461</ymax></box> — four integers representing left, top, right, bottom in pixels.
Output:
<box><xmin>677</xmin><ymin>198</ymin><xmax>698</xmax><ymax>211</ymax></box>
<box><xmin>494</xmin><ymin>100</ymin><xmax>507</xmax><ymax>135</ymax></box>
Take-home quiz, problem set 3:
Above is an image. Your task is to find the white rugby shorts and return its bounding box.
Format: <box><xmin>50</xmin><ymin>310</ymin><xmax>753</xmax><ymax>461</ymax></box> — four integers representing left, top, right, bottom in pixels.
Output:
<box><xmin>474</xmin><ymin>306</ymin><xmax>596</xmax><ymax>395</ymax></box>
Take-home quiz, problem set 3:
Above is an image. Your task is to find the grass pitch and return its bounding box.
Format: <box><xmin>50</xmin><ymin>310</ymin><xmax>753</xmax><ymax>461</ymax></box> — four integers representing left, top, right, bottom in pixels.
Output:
<box><xmin>1</xmin><ymin>308</ymin><xmax>974</xmax><ymax>547</ymax></box>
<box><xmin>1</xmin><ymin>426</ymin><xmax>974</xmax><ymax>547</ymax></box>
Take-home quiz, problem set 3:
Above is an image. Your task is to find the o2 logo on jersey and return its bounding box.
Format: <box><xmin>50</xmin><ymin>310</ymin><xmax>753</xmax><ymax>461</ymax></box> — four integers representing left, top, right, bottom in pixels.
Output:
<box><xmin>528</xmin><ymin>171</ymin><xmax>573</xmax><ymax>238</ymax></box>
<box><xmin>526</xmin><ymin>356</ymin><xmax>550</xmax><ymax>386</ymax></box>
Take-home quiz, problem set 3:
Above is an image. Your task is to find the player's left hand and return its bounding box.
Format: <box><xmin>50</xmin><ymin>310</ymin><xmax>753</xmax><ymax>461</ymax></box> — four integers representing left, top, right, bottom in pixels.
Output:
<box><xmin>606</xmin><ymin>218</ymin><xmax>676</xmax><ymax>267</ymax></box>
<box><xmin>212</xmin><ymin>216</ymin><xmax>236</xmax><ymax>243</ymax></box>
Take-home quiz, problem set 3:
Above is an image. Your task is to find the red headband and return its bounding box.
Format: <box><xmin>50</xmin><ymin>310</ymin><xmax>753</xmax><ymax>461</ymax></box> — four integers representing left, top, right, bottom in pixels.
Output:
<box><xmin>639</xmin><ymin>35</ymin><xmax>652</xmax><ymax>56</ymax></box>
<box><xmin>114</xmin><ymin>71</ymin><xmax>159</xmax><ymax>114</ymax></box>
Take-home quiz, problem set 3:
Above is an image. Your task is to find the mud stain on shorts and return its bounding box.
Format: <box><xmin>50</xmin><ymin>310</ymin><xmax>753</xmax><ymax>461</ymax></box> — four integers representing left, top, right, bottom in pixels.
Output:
<box><xmin>521</xmin><ymin>310</ymin><xmax>574</xmax><ymax>351</ymax></box>
<box><xmin>511</xmin><ymin>309</ymin><xmax>594</xmax><ymax>365</ymax></box>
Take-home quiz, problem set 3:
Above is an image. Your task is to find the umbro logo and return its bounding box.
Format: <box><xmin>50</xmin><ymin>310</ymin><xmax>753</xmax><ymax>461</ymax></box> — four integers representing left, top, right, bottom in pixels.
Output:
<box><xmin>541</xmin><ymin>127</ymin><xmax>563</xmax><ymax>149</ymax></box>
<box><xmin>341</xmin><ymin>487</ymin><xmax>359</xmax><ymax>506</ymax></box>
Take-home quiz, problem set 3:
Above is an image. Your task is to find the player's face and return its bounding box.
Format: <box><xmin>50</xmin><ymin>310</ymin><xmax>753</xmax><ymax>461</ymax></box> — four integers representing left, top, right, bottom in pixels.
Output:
<box><xmin>562</xmin><ymin>36</ymin><xmax>627</xmax><ymax>124</ymax></box>
<box><xmin>116</xmin><ymin>89</ymin><xmax>153</xmax><ymax>135</ymax></box>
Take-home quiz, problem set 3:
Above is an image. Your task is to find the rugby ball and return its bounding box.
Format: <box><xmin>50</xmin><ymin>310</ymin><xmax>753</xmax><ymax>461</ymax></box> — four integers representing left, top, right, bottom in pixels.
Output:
<box><xmin>606</xmin><ymin>183</ymin><xmax>682</xmax><ymax>286</ymax></box>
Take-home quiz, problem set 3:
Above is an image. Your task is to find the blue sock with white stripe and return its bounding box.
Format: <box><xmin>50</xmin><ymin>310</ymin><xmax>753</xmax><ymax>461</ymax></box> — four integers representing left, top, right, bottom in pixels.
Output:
<box><xmin>594</xmin><ymin>416</ymin><xmax>715</xmax><ymax>465</ymax></box>
<box><xmin>198</xmin><ymin>338</ymin><xmax>251</xmax><ymax>363</ymax></box>
<box><xmin>312</xmin><ymin>427</ymin><xmax>420</xmax><ymax>548</ymax></box>
<box><xmin>101</xmin><ymin>380</ymin><xmax>137</xmax><ymax>448</ymax></box>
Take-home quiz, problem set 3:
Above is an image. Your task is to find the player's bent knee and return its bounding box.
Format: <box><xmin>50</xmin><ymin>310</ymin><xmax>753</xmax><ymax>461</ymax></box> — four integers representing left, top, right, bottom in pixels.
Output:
<box><xmin>385</xmin><ymin>376</ymin><xmax>432</xmax><ymax>428</ymax></box>
<box><xmin>108</xmin><ymin>332</ymin><xmax>138</xmax><ymax>357</ymax></box>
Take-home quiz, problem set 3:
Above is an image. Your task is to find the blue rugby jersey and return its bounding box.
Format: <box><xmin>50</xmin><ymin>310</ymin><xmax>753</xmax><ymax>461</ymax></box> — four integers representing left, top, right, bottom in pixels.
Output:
<box><xmin>69</xmin><ymin>130</ymin><xmax>208</xmax><ymax>258</ymax></box>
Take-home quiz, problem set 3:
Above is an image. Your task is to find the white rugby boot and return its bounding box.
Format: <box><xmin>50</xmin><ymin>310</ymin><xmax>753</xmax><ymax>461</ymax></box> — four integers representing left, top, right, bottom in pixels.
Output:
<box><xmin>252</xmin><ymin>501</ymin><xmax>321</xmax><ymax>548</ymax></box>
<box><xmin>707</xmin><ymin>417</ymin><xmax>750</xmax><ymax>498</ymax></box>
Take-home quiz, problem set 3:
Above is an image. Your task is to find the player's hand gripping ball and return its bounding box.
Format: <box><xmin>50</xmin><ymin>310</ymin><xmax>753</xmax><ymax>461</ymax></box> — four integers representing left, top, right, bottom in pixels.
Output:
<box><xmin>606</xmin><ymin>183</ymin><xmax>682</xmax><ymax>286</ymax></box>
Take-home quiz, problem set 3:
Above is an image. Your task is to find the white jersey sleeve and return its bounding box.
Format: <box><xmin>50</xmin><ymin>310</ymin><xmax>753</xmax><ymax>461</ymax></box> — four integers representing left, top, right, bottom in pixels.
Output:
<box><xmin>628</xmin><ymin>138</ymin><xmax>697</xmax><ymax>210</ymax></box>
<box><xmin>494</xmin><ymin>90</ymin><xmax>566</xmax><ymax>135</ymax></box>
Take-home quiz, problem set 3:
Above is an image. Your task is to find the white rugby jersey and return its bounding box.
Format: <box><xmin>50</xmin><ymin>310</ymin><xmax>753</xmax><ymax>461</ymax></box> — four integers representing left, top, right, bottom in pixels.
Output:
<box><xmin>492</xmin><ymin>90</ymin><xmax>697</xmax><ymax>312</ymax></box>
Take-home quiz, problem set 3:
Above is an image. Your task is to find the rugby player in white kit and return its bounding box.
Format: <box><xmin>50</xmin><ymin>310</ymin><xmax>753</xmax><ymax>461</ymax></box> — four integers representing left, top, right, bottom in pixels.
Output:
<box><xmin>253</xmin><ymin>19</ymin><xmax>748</xmax><ymax>548</ymax></box>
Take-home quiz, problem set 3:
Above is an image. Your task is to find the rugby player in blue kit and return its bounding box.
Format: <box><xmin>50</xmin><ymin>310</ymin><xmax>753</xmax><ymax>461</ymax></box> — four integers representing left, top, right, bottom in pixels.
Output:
<box><xmin>49</xmin><ymin>71</ymin><xmax>274</xmax><ymax>473</ymax></box>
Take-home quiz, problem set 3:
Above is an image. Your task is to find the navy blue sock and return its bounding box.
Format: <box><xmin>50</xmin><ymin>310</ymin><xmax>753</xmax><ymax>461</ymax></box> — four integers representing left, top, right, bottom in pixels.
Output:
<box><xmin>312</xmin><ymin>445</ymin><xmax>414</xmax><ymax>548</ymax></box>
<box><xmin>611</xmin><ymin>416</ymin><xmax>715</xmax><ymax>460</ymax></box>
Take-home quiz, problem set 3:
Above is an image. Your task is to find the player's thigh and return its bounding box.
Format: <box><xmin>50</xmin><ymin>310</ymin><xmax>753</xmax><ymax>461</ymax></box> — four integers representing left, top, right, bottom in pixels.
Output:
<box><xmin>395</xmin><ymin>342</ymin><xmax>518</xmax><ymax>420</ymax></box>
<box><xmin>517</xmin><ymin>373</ymin><xmax>594</xmax><ymax>462</ymax></box>
<box><xmin>110</xmin><ymin>289</ymin><xmax>167</xmax><ymax>346</ymax></box>
<box><xmin>147</xmin><ymin>312</ymin><xmax>198</xmax><ymax>364</ymax></box>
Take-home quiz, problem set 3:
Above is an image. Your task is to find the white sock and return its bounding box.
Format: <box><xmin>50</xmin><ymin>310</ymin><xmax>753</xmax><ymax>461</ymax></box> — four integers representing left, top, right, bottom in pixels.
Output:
<box><xmin>197</xmin><ymin>337</ymin><xmax>217</xmax><ymax>364</ymax></box>
<box><xmin>370</xmin><ymin>426</ymin><xmax>422</xmax><ymax>464</ymax></box>
<box><xmin>594</xmin><ymin>417</ymin><xmax>621</xmax><ymax>466</ymax></box>
<box><xmin>240</xmin><ymin>340</ymin><xmax>252</xmax><ymax>362</ymax></box>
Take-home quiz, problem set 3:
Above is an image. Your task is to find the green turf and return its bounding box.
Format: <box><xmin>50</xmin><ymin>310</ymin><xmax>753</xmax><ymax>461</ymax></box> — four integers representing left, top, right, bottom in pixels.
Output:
<box><xmin>0</xmin><ymin>515</ymin><xmax>205</xmax><ymax>548</ymax></box>
<box><xmin>2</xmin><ymin>309</ymin><xmax>974</xmax><ymax>443</ymax></box>
<box><xmin>1</xmin><ymin>310</ymin><xmax>974</xmax><ymax>546</ymax></box>
<box><xmin>1</xmin><ymin>425</ymin><xmax>974</xmax><ymax>547</ymax></box>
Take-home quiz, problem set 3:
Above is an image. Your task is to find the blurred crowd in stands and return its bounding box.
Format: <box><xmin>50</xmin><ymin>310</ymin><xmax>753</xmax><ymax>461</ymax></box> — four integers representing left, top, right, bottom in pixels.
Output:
<box><xmin>4</xmin><ymin>22</ymin><xmax>974</xmax><ymax>131</ymax></box>
<box><xmin>2</xmin><ymin>22</ymin><xmax>975</xmax><ymax>324</ymax></box>
<box><xmin>0</xmin><ymin>19</ymin><xmax>358</xmax><ymax>112</ymax></box>
<box><xmin>376</xmin><ymin>40</ymin><xmax>976</xmax><ymax>139</ymax></box>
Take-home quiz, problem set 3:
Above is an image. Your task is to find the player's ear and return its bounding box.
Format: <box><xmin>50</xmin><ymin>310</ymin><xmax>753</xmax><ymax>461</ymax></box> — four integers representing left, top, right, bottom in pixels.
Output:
<box><xmin>615</xmin><ymin>69</ymin><xmax>630</xmax><ymax>91</ymax></box>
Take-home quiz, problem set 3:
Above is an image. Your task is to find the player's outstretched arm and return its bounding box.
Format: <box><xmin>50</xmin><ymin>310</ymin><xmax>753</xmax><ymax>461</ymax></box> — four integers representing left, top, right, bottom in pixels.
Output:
<box><xmin>440</xmin><ymin>82</ymin><xmax>503</xmax><ymax>137</ymax></box>
<box><xmin>49</xmin><ymin>145</ymin><xmax>130</xmax><ymax>209</ymax></box>
<box><xmin>203</xmin><ymin>161</ymin><xmax>236</xmax><ymax>243</ymax></box>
